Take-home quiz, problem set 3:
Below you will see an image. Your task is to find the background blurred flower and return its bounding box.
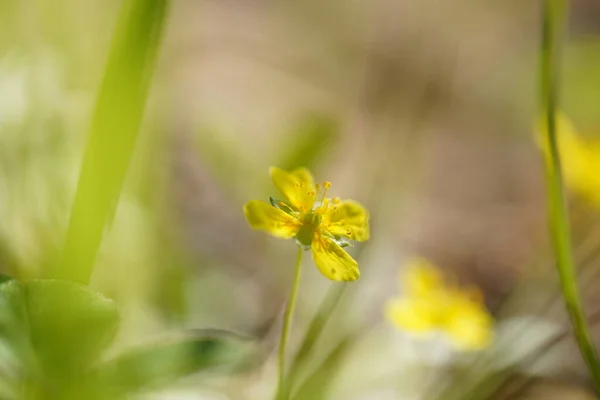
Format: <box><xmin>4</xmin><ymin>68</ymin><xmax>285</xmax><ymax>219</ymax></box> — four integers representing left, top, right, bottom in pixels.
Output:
<box><xmin>538</xmin><ymin>114</ymin><xmax>600</xmax><ymax>206</ymax></box>
<box><xmin>385</xmin><ymin>259</ymin><xmax>493</xmax><ymax>351</ymax></box>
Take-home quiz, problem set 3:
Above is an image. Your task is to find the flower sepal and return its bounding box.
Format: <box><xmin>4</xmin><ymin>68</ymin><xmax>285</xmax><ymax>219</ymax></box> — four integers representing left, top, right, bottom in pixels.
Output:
<box><xmin>269</xmin><ymin>197</ymin><xmax>296</xmax><ymax>216</ymax></box>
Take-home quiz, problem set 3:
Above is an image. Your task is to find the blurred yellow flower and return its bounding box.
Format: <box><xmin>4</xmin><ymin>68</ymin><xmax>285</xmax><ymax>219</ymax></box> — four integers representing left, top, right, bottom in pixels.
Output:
<box><xmin>538</xmin><ymin>114</ymin><xmax>600</xmax><ymax>205</ymax></box>
<box><xmin>385</xmin><ymin>259</ymin><xmax>493</xmax><ymax>351</ymax></box>
<box><xmin>243</xmin><ymin>167</ymin><xmax>369</xmax><ymax>281</ymax></box>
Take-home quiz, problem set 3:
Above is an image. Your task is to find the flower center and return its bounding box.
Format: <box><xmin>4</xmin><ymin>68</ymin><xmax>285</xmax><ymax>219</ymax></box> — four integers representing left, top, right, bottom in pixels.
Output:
<box><xmin>294</xmin><ymin>180</ymin><xmax>339</xmax><ymax>247</ymax></box>
<box><xmin>295</xmin><ymin>211</ymin><xmax>320</xmax><ymax>247</ymax></box>
<box><xmin>312</xmin><ymin>181</ymin><xmax>333</xmax><ymax>217</ymax></box>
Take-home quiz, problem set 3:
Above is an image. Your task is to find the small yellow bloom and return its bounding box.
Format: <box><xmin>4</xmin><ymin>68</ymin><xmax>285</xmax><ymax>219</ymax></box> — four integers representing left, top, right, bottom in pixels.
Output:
<box><xmin>243</xmin><ymin>167</ymin><xmax>370</xmax><ymax>281</ymax></box>
<box><xmin>385</xmin><ymin>259</ymin><xmax>493</xmax><ymax>351</ymax></box>
<box><xmin>538</xmin><ymin>114</ymin><xmax>600</xmax><ymax>206</ymax></box>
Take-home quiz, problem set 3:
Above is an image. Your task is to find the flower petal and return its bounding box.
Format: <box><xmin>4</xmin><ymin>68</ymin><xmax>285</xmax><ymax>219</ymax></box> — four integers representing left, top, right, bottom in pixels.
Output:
<box><xmin>323</xmin><ymin>200</ymin><xmax>370</xmax><ymax>242</ymax></box>
<box><xmin>243</xmin><ymin>200</ymin><xmax>301</xmax><ymax>239</ymax></box>
<box><xmin>311</xmin><ymin>234</ymin><xmax>359</xmax><ymax>281</ymax></box>
<box><xmin>269</xmin><ymin>166</ymin><xmax>316</xmax><ymax>212</ymax></box>
<box><xmin>385</xmin><ymin>297</ymin><xmax>438</xmax><ymax>335</ymax></box>
<box><xmin>443</xmin><ymin>297</ymin><xmax>493</xmax><ymax>350</ymax></box>
<box><xmin>402</xmin><ymin>258</ymin><xmax>445</xmax><ymax>297</ymax></box>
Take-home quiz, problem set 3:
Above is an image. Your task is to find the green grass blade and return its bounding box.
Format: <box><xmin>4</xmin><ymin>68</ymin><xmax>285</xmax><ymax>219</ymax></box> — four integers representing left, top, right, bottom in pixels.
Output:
<box><xmin>281</xmin><ymin>284</ymin><xmax>346</xmax><ymax>399</ymax></box>
<box><xmin>58</xmin><ymin>0</ymin><xmax>169</xmax><ymax>284</ymax></box>
<box><xmin>540</xmin><ymin>0</ymin><xmax>600</xmax><ymax>393</ymax></box>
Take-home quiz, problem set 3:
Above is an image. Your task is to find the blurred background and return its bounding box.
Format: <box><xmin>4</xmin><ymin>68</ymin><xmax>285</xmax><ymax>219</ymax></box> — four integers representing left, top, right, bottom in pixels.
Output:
<box><xmin>3</xmin><ymin>0</ymin><xmax>600</xmax><ymax>399</ymax></box>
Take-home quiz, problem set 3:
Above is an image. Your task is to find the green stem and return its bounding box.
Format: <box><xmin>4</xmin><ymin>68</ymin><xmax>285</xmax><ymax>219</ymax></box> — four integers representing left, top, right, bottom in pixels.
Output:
<box><xmin>275</xmin><ymin>246</ymin><xmax>303</xmax><ymax>400</ymax></box>
<box><xmin>540</xmin><ymin>0</ymin><xmax>600</xmax><ymax>393</ymax></box>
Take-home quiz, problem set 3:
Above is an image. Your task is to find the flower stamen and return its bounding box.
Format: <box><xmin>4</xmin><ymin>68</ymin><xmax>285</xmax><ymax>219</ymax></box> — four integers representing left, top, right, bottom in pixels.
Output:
<box><xmin>311</xmin><ymin>181</ymin><xmax>332</xmax><ymax>223</ymax></box>
<box><xmin>320</xmin><ymin>181</ymin><xmax>331</xmax><ymax>206</ymax></box>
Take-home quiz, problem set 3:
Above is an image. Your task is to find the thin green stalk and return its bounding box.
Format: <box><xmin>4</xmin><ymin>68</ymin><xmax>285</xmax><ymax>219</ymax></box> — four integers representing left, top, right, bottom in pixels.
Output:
<box><xmin>58</xmin><ymin>0</ymin><xmax>169</xmax><ymax>284</ymax></box>
<box><xmin>275</xmin><ymin>246</ymin><xmax>303</xmax><ymax>400</ymax></box>
<box><xmin>280</xmin><ymin>284</ymin><xmax>346</xmax><ymax>399</ymax></box>
<box><xmin>540</xmin><ymin>0</ymin><xmax>600</xmax><ymax>393</ymax></box>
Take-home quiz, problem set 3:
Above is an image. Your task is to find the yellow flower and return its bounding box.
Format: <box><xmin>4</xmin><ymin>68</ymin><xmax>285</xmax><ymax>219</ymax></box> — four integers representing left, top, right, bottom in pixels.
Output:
<box><xmin>385</xmin><ymin>259</ymin><xmax>493</xmax><ymax>351</ymax></box>
<box><xmin>538</xmin><ymin>114</ymin><xmax>600</xmax><ymax>205</ymax></box>
<box><xmin>243</xmin><ymin>167</ymin><xmax>370</xmax><ymax>281</ymax></box>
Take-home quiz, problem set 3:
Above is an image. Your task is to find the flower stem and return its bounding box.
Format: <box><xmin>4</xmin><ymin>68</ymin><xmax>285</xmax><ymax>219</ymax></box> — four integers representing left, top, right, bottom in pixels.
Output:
<box><xmin>540</xmin><ymin>0</ymin><xmax>600</xmax><ymax>393</ymax></box>
<box><xmin>275</xmin><ymin>246</ymin><xmax>303</xmax><ymax>400</ymax></box>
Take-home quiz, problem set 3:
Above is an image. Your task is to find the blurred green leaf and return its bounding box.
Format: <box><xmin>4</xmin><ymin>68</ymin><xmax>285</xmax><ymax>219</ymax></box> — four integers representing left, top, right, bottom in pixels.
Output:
<box><xmin>24</xmin><ymin>279</ymin><xmax>119</xmax><ymax>378</ymax></box>
<box><xmin>93</xmin><ymin>331</ymin><xmax>257</xmax><ymax>396</ymax></box>
<box><xmin>0</xmin><ymin>277</ymin><xmax>31</xmax><ymax>391</ymax></box>
<box><xmin>0</xmin><ymin>278</ymin><xmax>27</xmax><ymax>338</ymax></box>
<box><xmin>282</xmin><ymin>285</ymin><xmax>347</xmax><ymax>399</ymax></box>
<box><xmin>59</xmin><ymin>0</ymin><xmax>170</xmax><ymax>284</ymax></box>
<box><xmin>0</xmin><ymin>277</ymin><xmax>19</xmax><ymax>297</ymax></box>
<box><xmin>291</xmin><ymin>336</ymin><xmax>352</xmax><ymax>400</ymax></box>
<box><xmin>0</xmin><ymin>275</ymin><xmax>14</xmax><ymax>285</ymax></box>
<box><xmin>278</xmin><ymin>113</ymin><xmax>340</xmax><ymax>171</ymax></box>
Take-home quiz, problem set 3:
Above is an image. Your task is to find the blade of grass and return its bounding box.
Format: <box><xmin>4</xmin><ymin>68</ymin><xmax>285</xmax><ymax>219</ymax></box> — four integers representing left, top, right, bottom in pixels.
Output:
<box><xmin>540</xmin><ymin>0</ymin><xmax>600</xmax><ymax>393</ymax></box>
<box><xmin>58</xmin><ymin>0</ymin><xmax>169</xmax><ymax>284</ymax></box>
<box><xmin>290</xmin><ymin>336</ymin><xmax>353</xmax><ymax>400</ymax></box>
<box><xmin>280</xmin><ymin>284</ymin><xmax>346</xmax><ymax>399</ymax></box>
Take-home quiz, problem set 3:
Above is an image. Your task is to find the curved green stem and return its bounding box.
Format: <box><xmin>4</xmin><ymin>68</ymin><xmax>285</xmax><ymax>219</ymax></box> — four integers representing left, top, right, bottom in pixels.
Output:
<box><xmin>275</xmin><ymin>246</ymin><xmax>303</xmax><ymax>400</ymax></box>
<box><xmin>540</xmin><ymin>0</ymin><xmax>600</xmax><ymax>393</ymax></box>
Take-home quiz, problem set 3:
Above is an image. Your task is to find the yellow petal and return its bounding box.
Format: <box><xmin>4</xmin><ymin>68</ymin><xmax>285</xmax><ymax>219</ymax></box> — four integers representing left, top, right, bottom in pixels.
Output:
<box><xmin>562</xmin><ymin>137</ymin><xmax>600</xmax><ymax>204</ymax></box>
<box><xmin>402</xmin><ymin>258</ymin><xmax>445</xmax><ymax>297</ymax></box>
<box><xmin>269</xmin><ymin>166</ymin><xmax>316</xmax><ymax>212</ymax></box>
<box><xmin>385</xmin><ymin>297</ymin><xmax>438</xmax><ymax>335</ymax></box>
<box><xmin>243</xmin><ymin>200</ymin><xmax>301</xmax><ymax>239</ymax></box>
<box><xmin>311</xmin><ymin>233</ymin><xmax>359</xmax><ymax>281</ymax></box>
<box><xmin>583</xmin><ymin>141</ymin><xmax>600</xmax><ymax>205</ymax></box>
<box><xmin>443</xmin><ymin>295</ymin><xmax>493</xmax><ymax>350</ymax></box>
<box><xmin>323</xmin><ymin>200</ymin><xmax>370</xmax><ymax>242</ymax></box>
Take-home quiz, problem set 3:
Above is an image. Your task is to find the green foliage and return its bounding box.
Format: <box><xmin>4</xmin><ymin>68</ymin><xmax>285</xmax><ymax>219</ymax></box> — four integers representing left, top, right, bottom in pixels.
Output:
<box><xmin>0</xmin><ymin>278</ymin><xmax>118</xmax><ymax>389</ymax></box>
<box><xmin>0</xmin><ymin>278</ymin><xmax>258</xmax><ymax>399</ymax></box>
<box><xmin>291</xmin><ymin>337</ymin><xmax>352</xmax><ymax>400</ymax></box>
<box><xmin>59</xmin><ymin>0</ymin><xmax>169</xmax><ymax>284</ymax></box>
<box><xmin>93</xmin><ymin>333</ymin><xmax>255</xmax><ymax>397</ymax></box>
<box><xmin>24</xmin><ymin>279</ymin><xmax>119</xmax><ymax>378</ymax></box>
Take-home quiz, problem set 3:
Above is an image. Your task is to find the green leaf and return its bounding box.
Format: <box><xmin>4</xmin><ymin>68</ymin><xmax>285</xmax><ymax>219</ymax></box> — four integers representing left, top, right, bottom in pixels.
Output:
<box><xmin>291</xmin><ymin>337</ymin><xmax>352</xmax><ymax>400</ymax></box>
<box><xmin>0</xmin><ymin>277</ymin><xmax>21</xmax><ymax>305</ymax></box>
<box><xmin>58</xmin><ymin>0</ymin><xmax>170</xmax><ymax>284</ymax></box>
<box><xmin>24</xmin><ymin>279</ymin><xmax>119</xmax><ymax>378</ymax></box>
<box><xmin>0</xmin><ymin>278</ymin><xmax>27</xmax><ymax>338</ymax></box>
<box><xmin>92</xmin><ymin>331</ymin><xmax>256</xmax><ymax>396</ymax></box>
<box><xmin>0</xmin><ymin>275</ymin><xmax>15</xmax><ymax>285</ymax></box>
<box><xmin>278</xmin><ymin>113</ymin><xmax>340</xmax><ymax>171</ymax></box>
